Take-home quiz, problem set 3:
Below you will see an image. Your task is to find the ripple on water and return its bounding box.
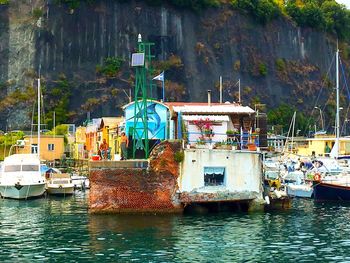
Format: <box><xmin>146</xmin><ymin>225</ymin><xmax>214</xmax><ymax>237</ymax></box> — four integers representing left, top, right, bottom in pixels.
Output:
<box><xmin>1</xmin><ymin>196</ymin><xmax>350</xmax><ymax>261</ymax></box>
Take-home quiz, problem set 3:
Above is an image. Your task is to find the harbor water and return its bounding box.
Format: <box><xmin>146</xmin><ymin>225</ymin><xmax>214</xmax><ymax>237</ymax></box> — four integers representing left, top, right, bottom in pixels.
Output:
<box><xmin>1</xmin><ymin>193</ymin><xmax>350</xmax><ymax>262</ymax></box>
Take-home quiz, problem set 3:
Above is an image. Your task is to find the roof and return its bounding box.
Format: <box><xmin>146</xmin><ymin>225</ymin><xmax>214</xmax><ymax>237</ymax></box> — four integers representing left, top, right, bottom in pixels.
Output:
<box><xmin>170</xmin><ymin>104</ymin><xmax>255</xmax><ymax>114</ymax></box>
<box><xmin>100</xmin><ymin>117</ymin><xmax>124</xmax><ymax>128</ymax></box>
<box><xmin>306</xmin><ymin>136</ymin><xmax>350</xmax><ymax>142</ymax></box>
<box><xmin>86</xmin><ymin>118</ymin><xmax>102</xmax><ymax>133</ymax></box>
<box><xmin>182</xmin><ymin>115</ymin><xmax>230</xmax><ymax>121</ymax></box>
<box><xmin>4</xmin><ymin>154</ymin><xmax>40</xmax><ymax>165</ymax></box>
<box><xmin>122</xmin><ymin>100</ymin><xmax>169</xmax><ymax>110</ymax></box>
<box><xmin>24</xmin><ymin>135</ymin><xmax>64</xmax><ymax>138</ymax></box>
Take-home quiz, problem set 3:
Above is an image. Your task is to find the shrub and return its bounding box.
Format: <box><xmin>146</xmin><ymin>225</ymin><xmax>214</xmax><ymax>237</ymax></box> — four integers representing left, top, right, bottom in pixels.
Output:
<box><xmin>231</xmin><ymin>0</ymin><xmax>281</xmax><ymax>24</ymax></box>
<box><xmin>55</xmin><ymin>0</ymin><xmax>95</xmax><ymax>10</ymax></box>
<box><xmin>275</xmin><ymin>58</ymin><xmax>286</xmax><ymax>71</ymax></box>
<box><xmin>96</xmin><ymin>57</ymin><xmax>124</xmax><ymax>78</ymax></box>
<box><xmin>321</xmin><ymin>1</ymin><xmax>350</xmax><ymax>40</ymax></box>
<box><xmin>233</xmin><ymin>60</ymin><xmax>241</xmax><ymax>71</ymax></box>
<box><xmin>259</xmin><ymin>62</ymin><xmax>268</xmax><ymax>76</ymax></box>
<box><xmin>33</xmin><ymin>8</ymin><xmax>44</xmax><ymax>19</ymax></box>
<box><xmin>174</xmin><ymin>151</ymin><xmax>184</xmax><ymax>163</ymax></box>
<box><xmin>285</xmin><ymin>1</ymin><xmax>326</xmax><ymax>30</ymax></box>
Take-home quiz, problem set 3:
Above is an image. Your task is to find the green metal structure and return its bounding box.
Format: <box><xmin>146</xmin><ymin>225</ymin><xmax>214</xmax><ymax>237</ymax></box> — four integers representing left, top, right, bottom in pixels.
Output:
<box><xmin>132</xmin><ymin>36</ymin><xmax>154</xmax><ymax>159</ymax></box>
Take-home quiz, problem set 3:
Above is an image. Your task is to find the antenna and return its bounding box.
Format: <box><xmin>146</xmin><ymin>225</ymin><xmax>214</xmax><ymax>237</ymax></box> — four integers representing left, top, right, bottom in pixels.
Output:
<box><xmin>336</xmin><ymin>47</ymin><xmax>340</xmax><ymax>158</ymax></box>
<box><xmin>37</xmin><ymin>78</ymin><xmax>40</xmax><ymax>158</ymax></box>
<box><xmin>238</xmin><ymin>79</ymin><xmax>241</xmax><ymax>104</ymax></box>
<box><xmin>219</xmin><ymin>76</ymin><xmax>222</xmax><ymax>104</ymax></box>
<box><xmin>53</xmin><ymin>111</ymin><xmax>55</xmax><ymax>138</ymax></box>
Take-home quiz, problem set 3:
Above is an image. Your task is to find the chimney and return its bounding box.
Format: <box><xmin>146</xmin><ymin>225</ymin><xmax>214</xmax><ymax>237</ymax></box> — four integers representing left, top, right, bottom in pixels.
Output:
<box><xmin>207</xmin><ymin>90</ymin><xmax>211</xmax><ymax>106</ymax></box>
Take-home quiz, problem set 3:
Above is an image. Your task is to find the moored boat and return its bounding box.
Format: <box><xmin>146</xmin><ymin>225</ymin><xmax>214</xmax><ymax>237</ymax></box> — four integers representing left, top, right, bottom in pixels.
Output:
<box><xmin>0</xmin><ymin>154</ymin><xmax>46</xmax><ymax>199</ymax></box>
<box><xmin>46</xmin><ymin>168</ymin><xmax>74</xmax><ymax>195</ymax></box>
<box><xmin>71</xmin><ymin>174</ymin><xmax>90</xmax><ymax>190</ymax></box>
<box><xmin>313</xmin><ymin>181</ymin><xmax>350</xmax><ymax>201</ymax></box>
<box><xmin>286</xmin><ymin>183</ymin><xmax>313</xmax><ymax>198</ymax></box>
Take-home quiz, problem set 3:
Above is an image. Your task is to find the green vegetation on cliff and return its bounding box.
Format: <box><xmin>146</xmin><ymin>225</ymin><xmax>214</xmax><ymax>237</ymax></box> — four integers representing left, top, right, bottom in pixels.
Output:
<box><xmin>55</xmin><ymin>0</ymin><xmax>350</xmax><ymax>40</ymax></box>
<box><xmin>267</xmin><ymin>104</ymin><xmax>311</xmax><ymax>135</ymax></box>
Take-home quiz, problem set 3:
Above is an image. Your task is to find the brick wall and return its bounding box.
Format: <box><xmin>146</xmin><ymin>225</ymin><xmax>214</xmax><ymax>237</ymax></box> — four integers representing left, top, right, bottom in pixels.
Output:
<box><xmin>89</xmin><ymin>141</ymin><xmax>183</xmax><ymax>213</ymax></box>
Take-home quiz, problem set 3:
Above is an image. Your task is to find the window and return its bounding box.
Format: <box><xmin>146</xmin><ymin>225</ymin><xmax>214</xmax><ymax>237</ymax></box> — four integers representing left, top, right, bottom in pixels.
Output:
<box><xmin>204</xmin><ymin>167</ymin><xmax>225</xmax><ymax>186</ymax></box>
<box><xmin>22</xmin><ymin>165</ymin><xmax>39</xmax><ymax>171</ymax></box>
<box><xmin>31</xmin><ymin>144</ymin><xmax>38</xmax><ymax>154</ymax></box>
<box><xmin>48</xmin><ymin>144</ymin><xmax>55</xmax><ymax>151</ymax></box>
<box><xmin>4</xmin><ymin>165</ymin><xmax>21</xmax><ymax>172</ymax></box>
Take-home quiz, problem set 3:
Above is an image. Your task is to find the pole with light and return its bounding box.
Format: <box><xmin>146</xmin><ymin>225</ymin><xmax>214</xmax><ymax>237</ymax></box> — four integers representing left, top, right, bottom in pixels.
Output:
<box><xmin>314</xmin><ymin>106</ymin><xmax>324</xmax><ymax>131</ymax></box>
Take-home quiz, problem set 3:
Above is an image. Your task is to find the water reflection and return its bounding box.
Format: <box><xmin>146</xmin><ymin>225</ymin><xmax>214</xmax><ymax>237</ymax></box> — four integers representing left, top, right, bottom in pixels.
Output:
<box><xmin>88</xmin><ymin>214</ymin><xmax>180</xmax><ymax>261</ymax></box>
<box><xmin>2</xmin><ymin>195</ymin><xmax>350</xmax><ymax>261</ymax></box>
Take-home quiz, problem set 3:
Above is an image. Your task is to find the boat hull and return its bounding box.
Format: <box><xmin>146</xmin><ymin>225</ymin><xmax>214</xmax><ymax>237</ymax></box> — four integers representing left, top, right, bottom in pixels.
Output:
<box><xmin>313</xmin><ymin>182</ymin><xmax>350</xmax><ymax>201</ymax></box>
<box><xmin>46</xmin><ymin>185</ymin><xmax>74</xmax><ymax>195</ymax></box>
<box><xmin>286</xmin><ymin>184</ymin><xmax>313</xmax><ymax>198</ymax></box>
<box><xmin>0</xmin><ymin>183</ymin><xmax>46</xmax><ymax>199</ymax></box>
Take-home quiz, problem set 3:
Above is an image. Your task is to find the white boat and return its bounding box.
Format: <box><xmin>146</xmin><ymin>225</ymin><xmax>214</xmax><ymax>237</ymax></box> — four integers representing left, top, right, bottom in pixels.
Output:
<box><xmin>0</xmin><ymin>79</ymin><xmax>47</xmax><ymax>200</ymax></box>
<box><xmin>0</xmin><ymin>154</ymin><xmax>46</xmax><ymax>199</ymax></box>
<box><xmin>286</xmin><ymin>183</ymin><xmax>313</xmax><ymax>198</ymax></box>
<box><xmin>71</xmin><ymin>174</ymin><xmax>90</xmax><ymax>190</ymax></box>
<box><xmin>45</xmin><ymin>168</ymin><xmax>74</xmax><ymax>195</ymax></box>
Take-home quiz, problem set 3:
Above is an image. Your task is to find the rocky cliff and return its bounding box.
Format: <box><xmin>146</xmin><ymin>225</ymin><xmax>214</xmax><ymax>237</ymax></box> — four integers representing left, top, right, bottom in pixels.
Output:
<box><xmin>0</xmin><ymin>0</ymin><xmax>343</xmax><ymax>130</ymax></box>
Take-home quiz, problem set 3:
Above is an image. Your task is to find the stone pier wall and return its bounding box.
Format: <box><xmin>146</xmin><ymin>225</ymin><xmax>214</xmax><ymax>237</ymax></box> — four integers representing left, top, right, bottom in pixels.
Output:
<box><xmin>89</xmin><ymin>141</ymin><xmax>183</xmax><ymax>213</ymax></box>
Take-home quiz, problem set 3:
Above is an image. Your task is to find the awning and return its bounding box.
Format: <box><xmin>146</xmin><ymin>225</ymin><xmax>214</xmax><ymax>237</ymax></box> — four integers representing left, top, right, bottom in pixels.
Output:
<box><xmin>182</xmin><ymin>115</ymin><xmax>230</xmax><ymax>122</ymax></box>
<box><xmin>204</xmin><ymin>167</ymin><xmax>225</xmax><ymax>174</ymax></box>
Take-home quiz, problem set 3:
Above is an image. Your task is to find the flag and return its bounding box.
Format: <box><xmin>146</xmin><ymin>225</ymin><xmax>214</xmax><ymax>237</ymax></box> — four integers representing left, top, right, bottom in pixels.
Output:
<box><xmin>152</xmin><ymin>71</ymin><xmax>164</xmax><ymax>81</ymax></box>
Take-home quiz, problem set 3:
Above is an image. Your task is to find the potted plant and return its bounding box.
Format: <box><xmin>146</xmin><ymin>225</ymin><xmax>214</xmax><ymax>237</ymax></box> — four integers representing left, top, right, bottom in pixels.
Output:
<box><xmin>226</xmin><ymin>130</ymin><xmax>234</xmax><ymax>137</ymax></box>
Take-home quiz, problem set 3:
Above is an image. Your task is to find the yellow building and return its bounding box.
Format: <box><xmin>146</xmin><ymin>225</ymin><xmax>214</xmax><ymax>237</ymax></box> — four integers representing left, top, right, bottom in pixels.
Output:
<box><xmin>98</xmin><ymin>117</ymin><xmax>124</xmax><ymax>158</ymax></box>
<box><xmin>17</xmin><ymin>135</ymin><xmax>65</xmax><ymax>161</ymax></box>
<box><xmin>297</xmin><ymin>135</ymin><xmax>350</xmax><ymax>157</ymax></box>
<box><xmin>74</xmin><ymin>126</ymin><xmax>87</xmax><ymax>159</ymax></box>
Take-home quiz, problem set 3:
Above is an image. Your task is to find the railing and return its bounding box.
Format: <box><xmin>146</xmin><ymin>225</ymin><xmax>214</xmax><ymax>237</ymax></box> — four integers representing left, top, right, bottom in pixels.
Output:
<box><xmin>182</xmin><ymin>131</ymin><xmax>259</xmax><ymax>150</ymax></box>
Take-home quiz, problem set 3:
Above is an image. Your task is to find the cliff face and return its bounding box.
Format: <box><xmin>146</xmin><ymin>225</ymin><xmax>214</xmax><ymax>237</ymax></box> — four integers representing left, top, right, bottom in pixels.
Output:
<box><xmin>0</xmin><ymin>1</ymin><xmax>338</xmax><ymax>129</ymax></box>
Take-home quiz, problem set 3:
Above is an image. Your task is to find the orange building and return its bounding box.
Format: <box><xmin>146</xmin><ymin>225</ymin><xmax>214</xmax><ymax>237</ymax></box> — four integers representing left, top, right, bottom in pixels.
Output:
<box><xmin>17</xmin><ymin>135</ymin><xmax>65</xmax><ymax>161</ymax></box>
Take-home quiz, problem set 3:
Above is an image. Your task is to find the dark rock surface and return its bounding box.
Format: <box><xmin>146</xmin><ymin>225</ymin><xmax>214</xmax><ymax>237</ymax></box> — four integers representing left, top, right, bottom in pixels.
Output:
<box><xmin>0</xmin><ymin>1</ymin><xmax>339</xmax><ymax>129</ymax></box>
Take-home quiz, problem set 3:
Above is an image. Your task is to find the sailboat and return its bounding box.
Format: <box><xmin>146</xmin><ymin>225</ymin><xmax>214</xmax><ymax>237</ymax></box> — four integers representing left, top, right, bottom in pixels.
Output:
<box><xmin>0</xmin><ymin>79</ymin><xmax>46</xmax><ymax>199</ymax></box>
<box><xmin>313</xmin><ymin>49</ymin><xmax>350</xmax><ymax>201</ymax></box>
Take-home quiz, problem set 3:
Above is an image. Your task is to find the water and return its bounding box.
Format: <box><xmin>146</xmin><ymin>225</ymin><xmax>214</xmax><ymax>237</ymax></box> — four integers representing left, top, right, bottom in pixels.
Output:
<box><xmin>1</xmin><ymin>194</ymin><xmax>350</xmax><ymax>262</ymax></box>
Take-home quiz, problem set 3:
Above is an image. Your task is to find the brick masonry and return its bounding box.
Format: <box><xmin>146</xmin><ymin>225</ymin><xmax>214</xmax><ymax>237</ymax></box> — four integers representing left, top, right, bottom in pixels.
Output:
<box><xmin>89</xmin><ymin>141</ymin><xmax>183</xmax><ymax>213</ymax></box>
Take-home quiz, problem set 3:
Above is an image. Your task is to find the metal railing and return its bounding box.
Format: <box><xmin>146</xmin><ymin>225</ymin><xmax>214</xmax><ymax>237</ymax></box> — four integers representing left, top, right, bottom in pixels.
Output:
<box><xmin>182</xmin><ymin>131</ymin><xmax>259</xmax><ymax>149</ymax></box>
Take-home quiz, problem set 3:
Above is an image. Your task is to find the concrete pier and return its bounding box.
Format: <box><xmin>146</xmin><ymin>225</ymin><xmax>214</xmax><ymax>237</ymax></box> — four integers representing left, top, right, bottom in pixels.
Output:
<box><xmin>89</xmin><ymin>141</ymin><xmax>266</xmax><ymax>213</ymax></box>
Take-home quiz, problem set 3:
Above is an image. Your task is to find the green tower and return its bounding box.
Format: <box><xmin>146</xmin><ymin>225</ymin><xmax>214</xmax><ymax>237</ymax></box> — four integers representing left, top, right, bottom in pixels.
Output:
<box><xmin>131</xmin><ymin>34</ymin><xmax>154</xmax><ymax>159</ymax></box>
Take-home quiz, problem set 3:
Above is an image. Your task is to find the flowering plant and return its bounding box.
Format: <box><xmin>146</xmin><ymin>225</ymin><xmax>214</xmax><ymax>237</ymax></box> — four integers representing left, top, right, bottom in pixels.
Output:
<box><xmin>193</xmin><ymin>118</ymin><xmax>214</xmax><ymax>138</ymax></box>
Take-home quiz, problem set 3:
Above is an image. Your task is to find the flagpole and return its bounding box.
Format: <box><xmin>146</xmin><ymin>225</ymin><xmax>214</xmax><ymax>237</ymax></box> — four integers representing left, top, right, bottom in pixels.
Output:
<box><xmin>162</xmin><ymin>71</ymin><xmax>165</xmax><ymax>102</ymax></box>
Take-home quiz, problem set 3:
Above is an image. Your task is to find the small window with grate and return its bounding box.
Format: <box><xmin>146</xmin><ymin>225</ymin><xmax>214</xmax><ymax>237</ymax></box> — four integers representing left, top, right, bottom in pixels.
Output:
<box><xmin>31</xmin><ymin>144</ymin><xmax>38</xmax><ymax>154</ymax></box>
<box><xmin>48</xmin><ymin>143</ymin><xmax>55</xmax><ymax>151</ymax></box>
<box><xmin>204</xmin><ymin>167</ymin><xmax>225</xmax><ymax>186</ymax></box>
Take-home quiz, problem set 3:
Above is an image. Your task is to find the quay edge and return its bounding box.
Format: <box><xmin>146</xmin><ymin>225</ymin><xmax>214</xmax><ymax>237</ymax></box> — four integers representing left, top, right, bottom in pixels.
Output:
<box><xmin>89</xmin><ymin>141</ymin><xmax>267</xmax><ymax>214</ymax></box>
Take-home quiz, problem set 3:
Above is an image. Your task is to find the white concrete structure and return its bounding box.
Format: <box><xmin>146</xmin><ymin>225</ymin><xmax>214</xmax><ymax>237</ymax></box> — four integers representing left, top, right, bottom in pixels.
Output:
<box><xmin>179</xmin><ymin>149</ymin><xmax>264</xmax><ymax>202</ymax></box>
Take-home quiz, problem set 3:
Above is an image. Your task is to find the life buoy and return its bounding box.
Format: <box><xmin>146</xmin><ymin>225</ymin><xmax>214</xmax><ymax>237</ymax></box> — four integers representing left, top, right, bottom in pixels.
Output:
<box><xmin>313</xmin><ymin>173</ymin><xmax>321</xmax><ymax>181</ymax></box>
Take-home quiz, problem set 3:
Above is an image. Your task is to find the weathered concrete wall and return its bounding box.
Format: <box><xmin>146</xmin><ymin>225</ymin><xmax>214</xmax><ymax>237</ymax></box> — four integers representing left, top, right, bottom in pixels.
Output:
<box><xmin>89</xmin><ymin>141</ymin><xmax>183</xmax><ymax>213</ymax></box>
<box><xmin>179</xmin><ymin>149</ymin><xmax>263</xmax><ymax>197</ymax></box>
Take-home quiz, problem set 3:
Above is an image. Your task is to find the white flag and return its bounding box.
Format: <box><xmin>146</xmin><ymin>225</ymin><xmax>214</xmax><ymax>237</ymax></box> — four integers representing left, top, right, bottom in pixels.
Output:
<box><xmin>152</xmin><ymin>71</ymin><xmax>164</xmax><ymax>81</ymax></box>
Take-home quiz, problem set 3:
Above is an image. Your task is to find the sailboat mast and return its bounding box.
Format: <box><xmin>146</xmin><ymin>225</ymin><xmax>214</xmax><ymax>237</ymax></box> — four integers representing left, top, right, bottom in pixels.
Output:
<box><xmin>336</xmin><ymin>48</ymin><xmax>340</xmax><ymax>159</ymax></box>
<box><xmin>37</xmin><ymin>78</ymin><xmax>40</xmax><ymax>158</ymax></box>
